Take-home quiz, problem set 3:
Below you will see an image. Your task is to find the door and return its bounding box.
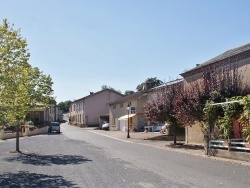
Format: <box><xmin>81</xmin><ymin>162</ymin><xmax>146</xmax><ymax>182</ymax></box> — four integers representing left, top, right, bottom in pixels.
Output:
<box><xmin>119</xmin><ymin>120</ymin><xmax>126</xmax><ymax>131</ymax></box>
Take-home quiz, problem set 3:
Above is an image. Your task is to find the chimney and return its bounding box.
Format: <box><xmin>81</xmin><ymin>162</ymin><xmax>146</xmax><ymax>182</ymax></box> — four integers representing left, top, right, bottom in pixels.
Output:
<box><xmin>90</xmin><ymin>92</ymin><xmax>94</xmax><ymax>95</ymax></box>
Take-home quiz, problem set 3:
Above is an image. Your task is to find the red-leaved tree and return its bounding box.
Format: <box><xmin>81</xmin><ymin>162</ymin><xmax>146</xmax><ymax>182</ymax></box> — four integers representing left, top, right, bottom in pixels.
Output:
<box><xmin>174</xmin><ymin>62</ymin><xmax>250</xmax><ymax>151</ymax></box>
<box><xmin>143</xmin><ymin>80</ymin><xmax>183</xmax><ymax>144</ymax></box>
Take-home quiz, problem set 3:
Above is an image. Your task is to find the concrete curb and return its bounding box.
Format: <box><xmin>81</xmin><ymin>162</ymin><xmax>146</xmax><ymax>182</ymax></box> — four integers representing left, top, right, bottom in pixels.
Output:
<box><xmin>89</xmin><ymin>129</ymin><xmax>250</xmax><ymax>166</ymax></box>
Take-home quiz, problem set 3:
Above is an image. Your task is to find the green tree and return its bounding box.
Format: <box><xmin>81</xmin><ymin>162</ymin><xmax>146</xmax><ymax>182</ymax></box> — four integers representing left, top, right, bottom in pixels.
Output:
<box><xmin>0</xmin><ymin>19</ymin><xmax>54</xmax><ymax>152</ymax></box>
<box><xmin>124</xmin><ymin>90</ymin><xmax>134</xmax><ymax>95</ymax></box>
<box><xmin>101</xmin><ymin>85</ymin><xmax>121</xmax><ymax>93</ymax></box>
<box><xmin>136</xmin><ymin>77</ymin><xmax>163</xmax><ymax>91</ymax></box>
<box><xmin>58</xmin><ymin>100</ymin><xmax>72</xmax><ymax>113</ymax></box>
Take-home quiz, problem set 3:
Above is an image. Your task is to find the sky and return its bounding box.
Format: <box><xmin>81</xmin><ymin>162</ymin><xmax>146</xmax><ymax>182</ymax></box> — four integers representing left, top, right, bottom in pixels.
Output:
<box><xmin>1</xmin><ymin>0</ymin><xmax>250</xmax><ymax>103</ymax></box>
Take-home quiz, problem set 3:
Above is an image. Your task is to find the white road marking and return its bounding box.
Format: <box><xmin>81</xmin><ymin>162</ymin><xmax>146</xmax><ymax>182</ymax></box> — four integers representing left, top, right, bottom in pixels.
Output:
<box><xmin>87</xmin><ymin>130</ymin><xmax>134</xmax><ymax>143</ymax></box>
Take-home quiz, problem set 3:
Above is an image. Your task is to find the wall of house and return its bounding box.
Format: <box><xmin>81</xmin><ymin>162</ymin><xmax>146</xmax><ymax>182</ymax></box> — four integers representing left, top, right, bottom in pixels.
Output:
<box><xmin>182</xmin><ymin>55</ymin><xmax>250</xmax><ymax>146</ymax></box>
<box><xmin>136</xmin><ymin>95</ymin><xmax>147</xmax><ymax>129</ymax></box>
<box><xmin>57</xmin><ymin>109</ymin><xmax>63</xmax><ymax>122</ymax></box>
<box><xmin>69</xmin><ymin>100</ymin><xmax>84</xmax><ymax>125</ymax></box>
<box><xmin>185</xmin><ymin>122</ymin><xmax>204</xmax><ymax>145</ymax></box>
<box><xmin>69</xmin><ymin>103</ymin><xmax>76</xmax><ymax>122</ymax></box>
<box><xmin>109</xmin><ymin>99</ymin><xmax>137</xmax><ymax>131</ymax></box>
<box><xmin>238</xmin><ymin>56</ymin><xmax>250</xmax><ymax>85</ymax></box>
<box><xmin>183</xmin><ymin>57</ymin><xmax>250</xmax><ymax>87</ymax></box>
<box><xmin>109</xmin><ymin>94</ymin><xmax>149</xmax><ymax>131</ymax></box>
<box><xmin>109</xmin><ymin>102</ymin><xmax>126</xmax><ymax>129</ymax></box>
<box><xmin>26</xmin><ymin>110</ymin><xmax>45</xmax><ymax>125</ymax></box>
<box><xmin>75</xmin><ymin>100</ymin><xmax>84</xmax><ymax>125</ymax></box>
<box><xmin>84</xmin><ymin>90</ymin><xmax>123</xmax><ymax>126</ymax></box>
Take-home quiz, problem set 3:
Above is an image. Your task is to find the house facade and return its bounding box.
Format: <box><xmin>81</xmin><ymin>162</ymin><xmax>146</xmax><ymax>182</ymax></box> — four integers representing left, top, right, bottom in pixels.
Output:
<box><xmin>26</xmin><ymin>104</ymin><xmax>63</xmax><ymax>125</ymax></box>
<box><xmin>69</xmin><ymin>89</ymin><xmax>124</xmax><ymax>127</ymax></box>
<box><xmin>44</xmin><ymin>106</ymin><xmax>63</xmax><ymax>123</ymax></box>
<box><xmin>108</xmin><ymin>91</ymin><xmax>148</xmax><ymax>131</ymax></box>
<box><xmin>109</xmin><ymin>79</ymin><xmax>185</xmax><ymax>132</ymax></box>
<box><xmin>180</xmin><ymin>43</ymin><xmax>250</xmax><ymax>145</ymax></box>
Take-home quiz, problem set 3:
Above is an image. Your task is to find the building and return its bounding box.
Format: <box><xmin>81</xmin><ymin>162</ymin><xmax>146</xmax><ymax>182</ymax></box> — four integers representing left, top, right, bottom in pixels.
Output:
<box><xmin>26</xmin><ymin>102</ymin><xmax>63</xmax><ymax>125</ymax></box>
<box><xmin>108</xmin><ymin>90</ymin><xmax>148</xmax><ymax>131</ymax></box>
<box><xmin>180</xmin><ymin>43</ymin><xmax>250</xmax><ymax>144</ymax></box>
<box><xmin>108</xmin><ymin>79</ymin><xmax>184</xmax><ymax>132</ymax></box>
<box><xmin>69</xmin><ymin>89</ymin><xmax>124</xmax><ymax>127</ymax></box>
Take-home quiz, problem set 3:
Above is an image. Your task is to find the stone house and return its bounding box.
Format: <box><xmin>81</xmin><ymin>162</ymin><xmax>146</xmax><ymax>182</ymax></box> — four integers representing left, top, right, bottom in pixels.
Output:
<box><xmin>69</xmin><ymin>89</ymin><xmax>124</xmax><ymax>127</ymax></box>
<box><xmin>108</xmin><ymin>90</ymin><xmax>148</xmax><ymax>131</ymax></box>
<box><xmin>180</xmin><ymin>43</ymin><xmax>250</xmax><ymax>145</ymax></box>
<box><xmin>108</xmin><ymin>79</ymin><xmax>184</xmax><ymax>132</ymax></box>
<box><xmin>26</xmin><ymin>104</ymin><xmax>63</xmax><ymax>125</ymax></box>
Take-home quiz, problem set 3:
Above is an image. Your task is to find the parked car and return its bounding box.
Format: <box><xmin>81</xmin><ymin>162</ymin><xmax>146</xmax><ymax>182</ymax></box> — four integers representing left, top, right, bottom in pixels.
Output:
<box><xmin>102</xmin><ymin>121</ymin><xmax>109</xmax><ymax>130</ymax></box>
<box><xmin>48</xmin><ymin>122</ymin><xmax>60</xmax><ymax>133</ymax></box>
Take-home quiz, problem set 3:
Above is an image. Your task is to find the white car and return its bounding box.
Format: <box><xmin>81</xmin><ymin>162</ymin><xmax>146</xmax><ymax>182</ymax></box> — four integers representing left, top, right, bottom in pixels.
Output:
<box><xmin>102</xmin><ymin>121</ymin><xmax>109</xmax><ymax>130</ymax></box>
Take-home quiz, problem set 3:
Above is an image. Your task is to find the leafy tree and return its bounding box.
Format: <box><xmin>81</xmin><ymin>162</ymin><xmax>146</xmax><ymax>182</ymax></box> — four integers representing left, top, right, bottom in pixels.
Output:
<box><xmin>58</xmin><ymin>100</ymin><xmax>72</xmax><ymax>113</ymax></box>
<box><xmin>101</xmin><ymin>85</ymin><xmax>121</xmax><ymax>93</ymax></box>
<box><xmin>175</xmin><ymin>64</ymin><xmax>249</xmax><ymax>130</ymax></box>
<box><xmin>0</xmin><ymin>19</ymin><xmax>54</xmax><ymax>152</ymax></box>
<box><xmin>136</xmin><ymin>77</ymin><xmax>163</xmax><ymax>91</ymax></box>
<box><xmin>205</xmin><ymin>95</ymin><xmax>250</xmax><ymax>144</ymax></box>
<box><xmin>124</xmin><ymin>90</ymin><xmax>134</xmax><ymax>95</ymax></box>
<box><xmin>143</xmin><ymin>81</ymin><xmax>182</xmax><ymax>144</ymax></box>
<box><xmin>101</xmin><ymin>85</ymin><xmax>112</xmax><ymax>90</ymax></box>
<box><xmin>239</xmin><ymin>95</ymin><xmax>250</xmax><ymax>143</ymax></box>
<box><xmin>174</xmin><ymin>63</ymin><xmax>250</xmax><ymax>152</ymax></box>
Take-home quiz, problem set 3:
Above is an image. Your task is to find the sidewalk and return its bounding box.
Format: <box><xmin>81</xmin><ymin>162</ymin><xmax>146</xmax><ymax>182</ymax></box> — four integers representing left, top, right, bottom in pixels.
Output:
<box><xmin>89</xmin><ymin>129</ymin><xmax>250</xmax><ymax>166</ymax></box>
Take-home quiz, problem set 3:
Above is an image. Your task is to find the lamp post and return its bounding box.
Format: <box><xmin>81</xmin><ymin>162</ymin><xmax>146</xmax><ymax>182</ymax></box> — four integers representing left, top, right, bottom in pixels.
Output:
<box><xmin>127</xmin><ymin>104</ymin><xmax>130</xmax><ymax>138</ymax></box>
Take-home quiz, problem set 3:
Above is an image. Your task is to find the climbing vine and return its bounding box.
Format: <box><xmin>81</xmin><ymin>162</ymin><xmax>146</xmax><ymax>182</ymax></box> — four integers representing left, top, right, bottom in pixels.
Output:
<box><xmin>203</xmin><ymin>101</ymin><xmax>223</xmax><ymax>138</ymax></box>
<box><xmin>239</xmin><ymin>95</ymin><xmax>250</xmax><ymax>143</ymax></box>
<box><xmin>204</xmin><ymin>97</ymin><xmax>243</xmax><ymax>140</ymax></box>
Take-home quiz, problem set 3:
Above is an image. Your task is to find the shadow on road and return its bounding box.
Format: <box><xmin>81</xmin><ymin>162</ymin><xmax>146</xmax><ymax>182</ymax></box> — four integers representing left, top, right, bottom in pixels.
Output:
<box><xmin>47</xmin><ymin>132</ymin><xmax>62</xmax><ymax>135</ymax></box>
<box><xmin>0</xmin><ymin>171</ymin><xmax>79</xmax><ymax>187</ymax></box>
<box><xmin>4</xmin><ymin>153</ymin><xmax>92</xmax><ymax>166</ymax></box>
<box><xmin>167</xmin><ymin>143</ymin><xmax>204</xmax><ymax>151</ymax></box>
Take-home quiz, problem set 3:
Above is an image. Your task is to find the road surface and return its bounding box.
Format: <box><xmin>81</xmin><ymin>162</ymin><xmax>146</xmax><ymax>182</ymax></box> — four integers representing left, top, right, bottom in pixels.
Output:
<box><xmin>0</xmin><ymin>123</ymin><xmax>249</xmax><ymax>187</ymax></box>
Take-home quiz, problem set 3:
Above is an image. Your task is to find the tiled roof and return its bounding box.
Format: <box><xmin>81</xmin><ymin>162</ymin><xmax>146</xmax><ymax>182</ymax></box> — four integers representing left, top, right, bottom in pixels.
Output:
<box><xmin>151</xmin><ymin>79</ymin><xmax>183</xmax><ymax>90</ymax></box>
<box><xmin>181</xmin><ymin>43</ymin><xmax>250</xmax><ymax>76</ymax></box>
<box><xmin>109</xmin><ymin>79</ymin><xmax>184</xmax><ymax>105</ymax></box>
<box><xmin>74</xmin><ymin>89</ymin><xmax>124</xmax><ymax>102</ymax></box>
<box><xmin>108</xmin><ymin>90</ymin><xmax>146</xmax><ymax>105</ymax></box>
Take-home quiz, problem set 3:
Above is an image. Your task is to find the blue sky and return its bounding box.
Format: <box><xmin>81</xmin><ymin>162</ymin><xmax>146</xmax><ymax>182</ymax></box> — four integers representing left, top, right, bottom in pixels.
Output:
<box><xmin>1</xmin><ymin>0</ymin><xmax>250</xmax><ymax>103</ymax></box>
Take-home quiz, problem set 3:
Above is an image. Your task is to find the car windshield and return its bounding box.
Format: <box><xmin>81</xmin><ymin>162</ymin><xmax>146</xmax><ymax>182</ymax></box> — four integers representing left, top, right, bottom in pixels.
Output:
<box><xmin>51</xmin><ymin>122</ymin><xmax>59</xmax><ymax>126</ymax></box>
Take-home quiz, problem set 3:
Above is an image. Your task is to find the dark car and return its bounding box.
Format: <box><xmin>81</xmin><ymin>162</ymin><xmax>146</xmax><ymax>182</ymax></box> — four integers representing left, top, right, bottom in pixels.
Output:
<box><xmin>48</xmin><ymin>122</ymin><xmax>60</xmax><ymax>133</ymax></box>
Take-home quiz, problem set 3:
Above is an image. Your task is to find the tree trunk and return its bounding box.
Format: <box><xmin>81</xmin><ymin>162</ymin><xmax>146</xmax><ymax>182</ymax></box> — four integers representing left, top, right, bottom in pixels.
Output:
<box><xmin>16</xmin><ymin>126</ymin><xmax>20</xmax><ymax>152</ymax></box>
<box><xmin>173</xmin><ymin>122</ymin><xmax>177</xmax><ymax>145</ymax></box>
<box><xmin>204</xmin><ymin>135</ymin><xmax>209</xmax><ymax>155</ymax></box>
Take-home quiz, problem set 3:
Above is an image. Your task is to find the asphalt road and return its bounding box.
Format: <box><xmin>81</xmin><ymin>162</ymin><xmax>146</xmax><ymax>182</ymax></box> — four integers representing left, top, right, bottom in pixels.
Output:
<box><xmin>0</xmin><ymin>123</ymin><xmax>249</xmax><ymax>188</ymax></box>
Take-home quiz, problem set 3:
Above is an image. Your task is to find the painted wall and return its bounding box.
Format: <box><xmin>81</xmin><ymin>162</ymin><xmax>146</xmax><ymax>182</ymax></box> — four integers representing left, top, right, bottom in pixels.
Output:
<box><xmin>109</xmin><ymin>99</ymin><xmax>138</xmax><ymax>131</ymax></box>
<box><xmin>69</xmin><ymin>90</ymin><xmax>123</xmax><ymax>126</ymax></box>
<box><xmin>109</xmin><ymin>94</ymin><xmax>148</xmax><ymax>131</ymax></box>
<box><xmin>182</xmin><ymin>51</ymin><xmax>250</xmax><ymax>145</ymax></box>
<box><xmin>185</xmin><ymin>122</ymin><xmax>204</xmax><ymax>145</ymax></box>
<box><xmin>84</xmin><ymin>90</ymin><xmax>123</xmax><ymax>126</ymax></box>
